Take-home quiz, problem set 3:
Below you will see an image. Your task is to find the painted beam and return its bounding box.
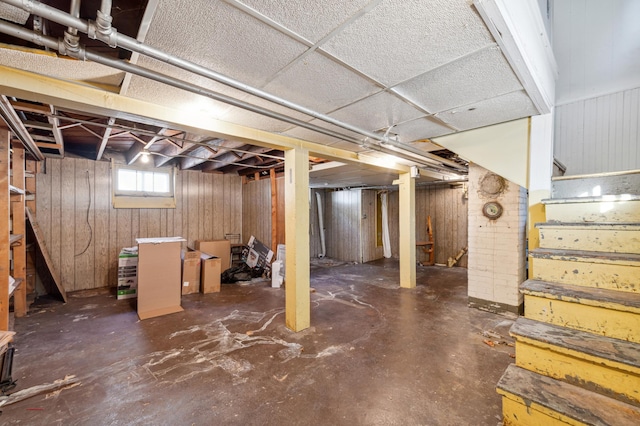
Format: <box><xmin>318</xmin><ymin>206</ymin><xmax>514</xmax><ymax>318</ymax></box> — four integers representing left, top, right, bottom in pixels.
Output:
<box><xmin>396</xmin><ymin>172</ymin><xmax>416</xmax><ymax>288</ymax></box>
<box><xmin>284</xmin><ymin>147</ymin><xmax>310</xmax><ymax>332</ymax></box>
<box><xmin>0</xmin><ymin>65</ymin><xmax>408</xmax><ymax>172</ymax></box>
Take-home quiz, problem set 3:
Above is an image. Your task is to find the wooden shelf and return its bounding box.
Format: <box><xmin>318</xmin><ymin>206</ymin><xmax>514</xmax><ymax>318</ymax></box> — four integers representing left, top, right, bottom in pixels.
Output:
<box><xmin>8</xmin><ymin>277</ymin><xmax>22</xmax><ymax>297</ymax></box>
<box><xmin>9</xmin><ymin>233</ymin><xmax>23</xmax><ymax>245</ymax></box>
<box><xmin>9</xmin><ymin>184</ymin><xmax>24</xmax><ymax>195</ymax></box>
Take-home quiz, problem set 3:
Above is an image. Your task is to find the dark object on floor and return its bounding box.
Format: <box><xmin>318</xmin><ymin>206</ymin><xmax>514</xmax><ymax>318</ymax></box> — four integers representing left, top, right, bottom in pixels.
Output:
<box><xmin>221</xmin><ymin>263</ymin><xmax>264</xmax><ymax>283</ymax></box>
<box><xmin>0</xmin><ymin>345</ymin><xmax>16</xmax><ymax>395</ymax></box>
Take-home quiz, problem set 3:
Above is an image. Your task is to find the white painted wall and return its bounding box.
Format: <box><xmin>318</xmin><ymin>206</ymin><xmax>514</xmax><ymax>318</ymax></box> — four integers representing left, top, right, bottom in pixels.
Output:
<box><xmin>555</xmin><ymin>87</ymin><xmax>640</xmax><ymax>174</ymax></box>
<box><xmin>553</xmin><ymin>0</ymin><xmax>640</xmax><ymax>104</ymax></box>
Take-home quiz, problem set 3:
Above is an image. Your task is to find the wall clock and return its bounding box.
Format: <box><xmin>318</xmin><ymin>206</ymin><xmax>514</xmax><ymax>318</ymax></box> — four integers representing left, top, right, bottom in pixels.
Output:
<box><xmin>482</xmin><ymin>201</ymin><xmax>503</xmax><ymax>220</ymax></box>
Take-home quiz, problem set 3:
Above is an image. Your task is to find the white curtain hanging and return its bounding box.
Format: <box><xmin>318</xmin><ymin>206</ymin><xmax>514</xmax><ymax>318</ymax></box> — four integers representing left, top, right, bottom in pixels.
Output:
<box><xmin>380</xmin><ymin>191</ymin><xmax>392</xmax><ymax>258</ymax></box>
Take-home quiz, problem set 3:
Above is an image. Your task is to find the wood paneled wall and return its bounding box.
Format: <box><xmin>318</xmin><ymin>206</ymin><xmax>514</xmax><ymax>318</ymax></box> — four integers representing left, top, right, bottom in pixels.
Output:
<box><xmin>555</xmin><ymin>87</ymin><xmax>640</xmax><ymax>175</ymax></box>
<box><xmin>386</xmin><ymin>184</ymin><xmax>468</xmax><ymax>267</ymax></box>
<box><xmin>241</xmin><ymin>180</ymin><xmax>468</xmax><ymax>267</ymax></box>
<box><xmin>324</xmin><ymin>189</ymin><xmax>362</xmax><ymax>262</ymax></box>
<box><xmin>242</xmin><ymin>177</ymin><xmax>272</xmax><ymax>248</ymax></box>
<box><xmin>241</xmin><ymin>176</ymin><xmax>286</xmax><ymax>252</ymax></box>
<box><xmin>35</xmin><ymin>157</ymin><xmax>242</xmax><ymax>293</ymax></box>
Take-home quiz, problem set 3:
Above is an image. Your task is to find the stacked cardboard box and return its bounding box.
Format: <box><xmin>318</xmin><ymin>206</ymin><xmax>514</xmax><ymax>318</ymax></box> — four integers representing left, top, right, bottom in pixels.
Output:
<box><xmin>117</xmin><ymin>247</ymin><xmax>138</xmax><ymax>300</ymax></box>
<box><xmin>181</xmin><ymin>250</ymin><xmax>201</xmax><ymax>294</ymax></box>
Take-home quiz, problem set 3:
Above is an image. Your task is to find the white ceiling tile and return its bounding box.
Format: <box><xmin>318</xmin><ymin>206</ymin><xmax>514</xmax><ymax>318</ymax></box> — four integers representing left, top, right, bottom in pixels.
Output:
<box><xmin>392</xmin><ymin>117</ymin><xmax>454</xmax><ymax>142</ymax></box>
<box><xmin>321</xmin><ymin>0</ymin><xmax>494</xmax><ymax>86</ymax></box>
<box><xmin>233</xmin><ymin>0</ymin><xmax>372</xmax><ymax>43</ymax></box>
<box><xmin>436</xmin><ymin>91</ymin><xmax>538</xmax><ymax>131</ymax></box>
<box><xmin>264</xmin><ymin>51</ymin><xmax>380</xmax><ymax>114</ymax></box>
<box><xmin>393</xmin><ymin>46</ymin><xmax>523</xmax><ymax>113</ymax></box>
<box><xmin>0</xmin><ymin>48</ymin><xmax>125</xmax><ymax>86</ymax></box>
<box><xmin>329</xmin><ymin>91</ymin><xmax>426</xmax><ymax>133</ymax></box>
<box><xmin>142</xmin><ymin>0</ymin><xmax>308</xmax><ymax>87</ymax></box>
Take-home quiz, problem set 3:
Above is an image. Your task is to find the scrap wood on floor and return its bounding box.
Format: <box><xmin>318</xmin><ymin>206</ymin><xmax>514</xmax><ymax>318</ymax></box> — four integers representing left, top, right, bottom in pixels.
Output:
<box><xmin>0</xmin><ymin>375</ymin><xmax>80</xmax><ymax>408</ymax></box>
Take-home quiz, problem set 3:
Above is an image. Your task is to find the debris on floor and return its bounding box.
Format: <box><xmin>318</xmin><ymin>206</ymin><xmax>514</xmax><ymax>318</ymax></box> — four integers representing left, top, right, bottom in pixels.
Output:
<box><xmin>0</xmin><ymin>375</ymin><xmax>79</xmax><ymax>408</ymax></box>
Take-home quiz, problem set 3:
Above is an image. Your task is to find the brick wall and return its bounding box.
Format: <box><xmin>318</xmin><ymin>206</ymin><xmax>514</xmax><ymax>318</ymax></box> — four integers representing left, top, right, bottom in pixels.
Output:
<box><xmin>467</xmin><ymin>164</ymin><xmax>527</xmax><ymax>315</ymax></box>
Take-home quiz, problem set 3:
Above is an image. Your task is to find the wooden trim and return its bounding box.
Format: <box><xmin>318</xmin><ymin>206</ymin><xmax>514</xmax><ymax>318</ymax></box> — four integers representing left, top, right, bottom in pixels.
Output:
<box><xmin>0</xmin><ymin>128</ymin><xmax>10</xmax><ymax>329</ymax></box>
<box><xmin>270</xmin><ymin>168</ymin><xmax>277</xmax><ymax>252</ymax></box>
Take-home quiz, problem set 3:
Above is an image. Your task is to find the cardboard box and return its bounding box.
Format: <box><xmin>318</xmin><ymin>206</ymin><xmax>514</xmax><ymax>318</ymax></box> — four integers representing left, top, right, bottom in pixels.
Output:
<box><xmin>181</xmin><ymin>250</ymin><xmax>201</xmax><ymax>295</ymax></box>
<box><xmin>194</xmin><ymin>240</ymin><xmax>231</xmax><ymax>271</ymax></box>
<box><xmin>201</xmin><ymin>256</ymin><xmax>221</xmax><ymax>294</ymax></box>
<box><xmin>117</xmin><ymin>249</ymin><xmax>138</xmax><ymax>300</ymax></box>
<box><xmin>136</xmin><ymin>237</ymin><xmax>185</xmax><ymax>320</ymax></box>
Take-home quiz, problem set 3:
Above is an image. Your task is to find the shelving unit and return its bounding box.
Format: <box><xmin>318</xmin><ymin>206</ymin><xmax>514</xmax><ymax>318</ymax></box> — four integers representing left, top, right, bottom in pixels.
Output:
<box><xmin>1</xmin><ymin>128</ymin><xmax>28</xmax><ymax>330</ymax></box>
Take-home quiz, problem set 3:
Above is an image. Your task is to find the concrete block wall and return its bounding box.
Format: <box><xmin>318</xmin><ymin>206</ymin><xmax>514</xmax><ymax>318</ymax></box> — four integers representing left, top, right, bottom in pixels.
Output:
<box><xmin>467</xmin><ymin>164</ymin><xmax>527</xmax><ymax>315</ymax></box>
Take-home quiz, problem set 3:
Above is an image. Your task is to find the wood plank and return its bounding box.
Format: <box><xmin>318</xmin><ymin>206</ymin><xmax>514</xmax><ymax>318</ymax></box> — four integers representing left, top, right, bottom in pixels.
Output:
<box><xmin>26</xmin><ymin>207</ymin><xmax>67</xmax><ymax>302</ymax></box>
<box><xmin>147</xmin><ymin>209</ymin><xmax>161</xmax><ymax>237</ymax></box>
<box><xmin>60</xmin><ymin>158</ymin><xmax>75</xmax><ymax>292</ymax></box>
<box><xmin>73</xmin><ymin>159</ymin><xmax>93</xmax><ymax>291</ymax></box>
<box><xmin>0</xmin><ymin>129</ymin><xmax>10</xmax><ymax>329</ymax></box>
<box><xmin>49</xmin><ymin>159</ymin><xmax>62</xmax><ymax>291</ymax></box>
<box><xmin>188</xmin><ymin>171</ymin><xmax>199</xmax><ymax>244</ymax></box>
<box><xmin>11</xmin><ymin>146</ymin><xmax>27</xmax><ymax>316</ymax></box>
<box><xmin>173</xmin><ymin>170</ymin><xmax>183</xmax><ymax>239</ymax></box>
<box><xmin>93</xmin><ymin>161</ymin><xmax>110</xmax><ymax>288</ymax></box>
<box><xmin>212</xmin><ymin>173</ymin><xmax>222</xmax><ymax>238</ymax></box>
<box><xmin>203</xmin><ymin>173</ymin><xmax>213</xmax><ymax>239</ymax></box>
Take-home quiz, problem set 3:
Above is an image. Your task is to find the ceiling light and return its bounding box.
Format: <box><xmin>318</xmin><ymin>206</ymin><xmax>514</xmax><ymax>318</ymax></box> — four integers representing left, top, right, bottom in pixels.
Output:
<box><xmin>140</xmin><ymin>151</ymin><xmax>150</xmax><ymax>163</ymax></box>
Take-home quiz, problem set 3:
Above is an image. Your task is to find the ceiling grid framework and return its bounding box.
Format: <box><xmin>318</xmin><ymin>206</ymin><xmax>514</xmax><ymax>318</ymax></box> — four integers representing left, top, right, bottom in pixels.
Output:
<box><xmin>0</xmin><ymin>0</ymin><xmax>547</xmax><ymax>186</ymax></box>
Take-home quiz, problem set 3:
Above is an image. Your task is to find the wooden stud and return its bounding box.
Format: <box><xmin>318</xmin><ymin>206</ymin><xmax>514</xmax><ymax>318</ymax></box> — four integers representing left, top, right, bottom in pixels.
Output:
<box><xmin>284</xmin><ymin>147</ymin><xmax>310</xmax><ymax>332</ymax></box>
<box><xmin>11</xmin><ymin>147</ymin><xmax>27</xmax><ymax>317</ymax></box>
<box><xmin>270</xmin><ymin>168</ymin><xmax>277</xmax><ymax>252</ymax></box>
<box><xmin>0</xmin><ymin>129</ymin><xmax>10</xmax><ymax>329</ymax></box>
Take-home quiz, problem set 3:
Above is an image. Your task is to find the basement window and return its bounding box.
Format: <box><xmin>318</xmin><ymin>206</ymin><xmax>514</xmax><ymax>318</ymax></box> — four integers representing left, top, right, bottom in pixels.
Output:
<box><xmin>112</xmin><ymin>164</ymin><xmax>176</xmax><ymax>209</ymax></box>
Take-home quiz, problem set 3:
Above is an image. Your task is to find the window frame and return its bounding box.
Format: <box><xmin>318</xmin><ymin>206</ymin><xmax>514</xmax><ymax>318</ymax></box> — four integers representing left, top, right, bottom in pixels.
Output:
<box><xmin>112</xmin><ymin>162</ymin><xmax>176</xmax><ymax>209</ymax></box>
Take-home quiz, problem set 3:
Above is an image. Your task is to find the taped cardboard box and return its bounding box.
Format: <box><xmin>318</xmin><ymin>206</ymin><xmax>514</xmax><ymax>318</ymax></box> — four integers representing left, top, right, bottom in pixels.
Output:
<box><xmin>136</xmin><ymin>237</ymin><xmax>185</xmax><ymax>320</ymax></box>
<box><xmin>194</xmin><ymin>239</ymin><xmax>231</xmax><ymax>271</ymax></box>
<box><xmin>201</xmin><ymin>255</ymin><xmax>221</xmax><ymax>294</ymax></box>
<box><xmin>181</xmin><ymin>250</ymin><xmax>201</xmax><ymax>295</ymax></box>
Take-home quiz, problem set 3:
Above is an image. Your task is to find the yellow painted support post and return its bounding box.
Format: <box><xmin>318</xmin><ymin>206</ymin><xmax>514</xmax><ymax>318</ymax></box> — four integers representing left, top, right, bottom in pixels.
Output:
<box><xmin>397</xmin><ymin>172</ymin><xmax>416</xmax><ymax>288</ymax></box>
<box><xmin>284</xmin><ymin>147</ymin><xmax>310</xmax><ymax>332</ymax></box>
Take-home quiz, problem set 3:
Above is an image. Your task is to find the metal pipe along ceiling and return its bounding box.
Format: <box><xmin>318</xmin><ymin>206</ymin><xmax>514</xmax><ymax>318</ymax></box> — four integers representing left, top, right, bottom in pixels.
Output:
<box><xmin>0</xmin><ymin>0</ymin><xmax>465</xmax><ymax>173</ymax></box>
<box><xmin>0</xmin><ymin>20</ymin><xmax>369</xmax><ymax>148</ymax></box>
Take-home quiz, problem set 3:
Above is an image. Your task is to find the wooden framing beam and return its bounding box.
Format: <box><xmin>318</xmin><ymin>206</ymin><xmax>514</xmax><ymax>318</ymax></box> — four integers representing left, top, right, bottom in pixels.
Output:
<box><xmin>270</xmin><ymin>168</ymin><xmax>277</xmax><ymax>252</ymax></box>
<box><xmin>285</xmin><ymin>147</ymin><xmax>310</xmax><ymax>332</ymax></box>
<box><xmin>0</xmin><ymin>128</ymin><xmax>10</xmax><ymax>329</ymax></box>
<box><xmin>11</xmin><ymin>146</ymin><xmax>26</xmax><ymax>317</ymax></box>
<box><xmin>396</xmin><ymin>172</ymin><xmax>416</xmax><ymax>288</ymax></box>
<box><xmin>0</xmin><ymin>66</ymin><xmax>409</xmax><ymax>173</ymax></box>
<box><xmin>96</xmin><ymin>117</ymin><xmax>116</xmax><ymax>160</ymax></box>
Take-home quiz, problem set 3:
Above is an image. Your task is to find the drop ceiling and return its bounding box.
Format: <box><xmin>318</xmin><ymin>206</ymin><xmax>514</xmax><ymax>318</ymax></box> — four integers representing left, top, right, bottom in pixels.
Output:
<box><xmin>0</xmin><ymin>0</ymin><xmax>542</xmax><ymax>187</ymax></box>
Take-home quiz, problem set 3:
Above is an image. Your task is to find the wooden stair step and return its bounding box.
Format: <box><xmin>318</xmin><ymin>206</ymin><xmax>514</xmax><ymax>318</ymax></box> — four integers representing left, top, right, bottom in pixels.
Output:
<box><xmin>530</xmin><ymin>248</ymin><xmax>640</xmax><ymax>293</ymax></box>
<box><xmin>521</xmin><ymin>279</ymin><xmax>640</xmax><ymax>343</ymax></box>
<box><xmin>536</xmin><ymin>222</ymin><xmax>640</xmax><ymax>254</ymax></box>
<box><xmin>543</xmin><ymin>195</ymin><xmax>640</xmax><ymax>223</ymax></box>
<box><xmin>511</xmin><ymin>317</ymin><xmax>640</xmax><ymax>406</ymax></box>
<box><xmin>497</xmin><ymin>364</ymin><xmax>640</xmax><ymax>426</ymax></box>
<box><xmin>551</xmin><ymin>169</ymin><xmax>640</xmax><ymax>199</ymax></box>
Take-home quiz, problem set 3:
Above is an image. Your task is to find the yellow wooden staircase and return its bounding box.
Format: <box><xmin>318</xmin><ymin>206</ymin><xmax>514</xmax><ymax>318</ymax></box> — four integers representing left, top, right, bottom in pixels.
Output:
<box><xmin>497</xmin><ymin>171</ymin><xmax>640</xmax><ymax>425</ymax></box>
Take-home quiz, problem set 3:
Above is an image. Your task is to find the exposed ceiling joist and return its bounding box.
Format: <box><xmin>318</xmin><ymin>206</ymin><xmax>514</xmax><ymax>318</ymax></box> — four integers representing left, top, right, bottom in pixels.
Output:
<box><xmin>0</xmin><ymin>66</ymin><xmax>410</xmax><ymax>173</ymax></box>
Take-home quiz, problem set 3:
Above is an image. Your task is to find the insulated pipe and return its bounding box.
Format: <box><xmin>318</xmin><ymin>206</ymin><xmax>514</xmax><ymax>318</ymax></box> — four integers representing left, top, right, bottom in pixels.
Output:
<box><xmin>315</xmin><ymin>192</ymin><xmax>326</xmax><ymax>259</ymax></box>
<box><xmin>0</xmin><ymin>20</ymin><xmax>369</xmax><ymax>147</ymax></box>
<box><xmin>0</xmin><ymin>0</ymin><xmax>466</xmax><ymax>172</ymax></box>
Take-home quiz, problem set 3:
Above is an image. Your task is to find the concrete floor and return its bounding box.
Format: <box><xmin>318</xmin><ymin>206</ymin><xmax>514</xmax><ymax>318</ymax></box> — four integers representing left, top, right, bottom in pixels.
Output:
<box><xmin>2</xmin><ymin>259</ymin><xmax>514</xmax><ymax>425</ymax></box>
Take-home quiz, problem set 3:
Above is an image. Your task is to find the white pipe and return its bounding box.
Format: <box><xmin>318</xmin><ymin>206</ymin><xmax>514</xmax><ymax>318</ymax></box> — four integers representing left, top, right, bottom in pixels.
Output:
<box><xmin>0</xmin><ymin>0</ymin><xmax>466</xmax><ymax>173</ymax></box>
<box><xmin>315</xmin><ymin>191</ymin><xmax>326</xmax><ymax>259</ymax></box>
